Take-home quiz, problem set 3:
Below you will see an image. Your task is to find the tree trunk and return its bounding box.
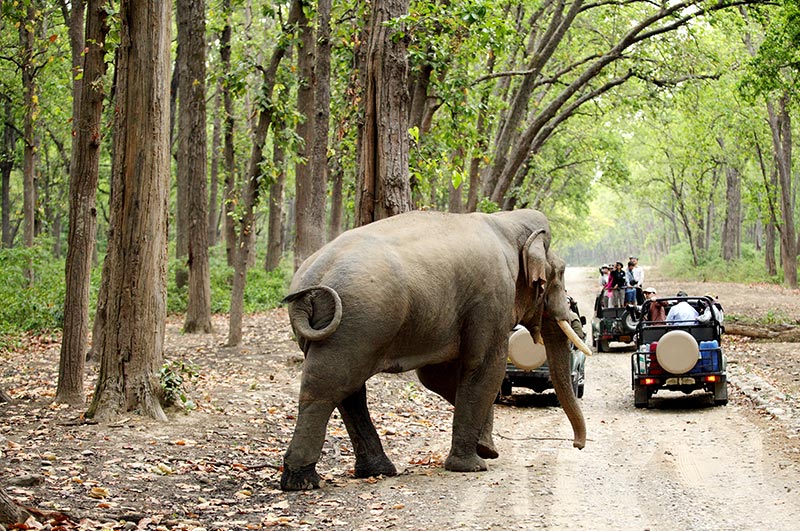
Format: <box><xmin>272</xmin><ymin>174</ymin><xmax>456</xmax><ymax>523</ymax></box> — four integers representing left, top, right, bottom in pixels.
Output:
<box><xmin>56</xmin><ymin>0</ymin><xmax>110</xmax><ymax>406</ymax></box>
<box><xmin>328</xmin><ymin>159</ymin><xmax>343</xmax><ymax>240</ymax></box>
<box><xmin>767</xmin><ymin>96</ymin><xmax>797</xmax><ymax>288</ymax></box>
<box><xmin>178</xmin><ymin>0</ymin><xmax>213</xmax><ymax>334</ymax></box>
<box><xmin>1</xmin><ymin>97</ymin><xmax>17</xmax><ymax>248</ymax></box>
<box><xmin>265</xmin><ymin>140</ymin><xmax>286</xmax><ymax>272</ymax></box>
<box><xmin>228</xmin><ymin>0</ymin><xmax>301</xmax><ymax>346</ymax></box>
<box><xmin>355</xmin><ymin>0</ymin><xmax>412</xmax><ymax>227</ymax></box>
<box><xmin>220</xmin><ymin>0</ymin><xmax>236</xmax><ymax>267</ymax></box>
<box><xmin>0</xmin><ymin>486</ymin><xmax>30</xmax><ymax>526</ymax></box>
<box><xmin>87</xmin><ymin>0</ymin><xmax>172</xmax><ymax>421</ymax></box>
<box><xmin>20</xmin><ymin>3</ymin><xmax>37</xmax><ymax>252</ymax></box>
<box><xmin>293</xmin><ymin>0</ymin><xmax>329</xmax><ymax>270</ymax></box>
<box><xmin>208</xmin><ymin>85</ymin><xmax>221</xmax><ymax>246</ymax></box>
<box><xmin>173</xmin><ymin>49</ymin><xmax>188</xmax><ymax>289</ymax></box>
<box><xmin>721</xmin><ymin>165</ymin><xmax>741</xmax><ymax>261</ymax></box>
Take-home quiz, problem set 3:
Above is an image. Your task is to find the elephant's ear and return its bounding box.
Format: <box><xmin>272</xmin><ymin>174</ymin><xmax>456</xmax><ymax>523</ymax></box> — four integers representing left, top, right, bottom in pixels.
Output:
<box><xmin>522</xmin><ymin>230</ymin><xmax>550</xmax><ymax>287</ymax></box>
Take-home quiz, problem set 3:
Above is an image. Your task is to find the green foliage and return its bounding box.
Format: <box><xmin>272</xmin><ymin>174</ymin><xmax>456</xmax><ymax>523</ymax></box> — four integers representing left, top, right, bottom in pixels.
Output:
<box><xmin>740</xmin><ymin>1</ymin><xmax>800</xmax><ymax>100</ymax></box>
<box><xmin>0</xmin><ymin>242</ymin><xmax>67</xmax><ymax>337</ymax></box>
<box><xmin>167</xmin><ymin>245</ymin><xmax>292</xmax><ymax>315</ymax></box>
<box><xmin>160</xmin><ymin>358</ymin><xmax>200</xmax><ymax>410</ymax></box>
<box><xmin>659</xmin><ymin>242</ymin><xmax>783</xmax><ymax>284</ymax></box>
<box><xmin>0</xmin><ymin>242</ymin><xmax>291</xmax><ymax>346</ymax></box>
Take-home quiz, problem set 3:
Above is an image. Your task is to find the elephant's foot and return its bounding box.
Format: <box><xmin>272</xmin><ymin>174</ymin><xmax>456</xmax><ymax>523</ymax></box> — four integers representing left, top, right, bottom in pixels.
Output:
<box><xmin>280</xmin><ymin>463</ymin><xmax>321</xmax><ymax>491</ymax></box>
<box><xmin>354</xmin><ymin>454</ymin><xmax>398</xmax><ymax>479</ymax></box>
<box><xmin>477</xmin><ymin>439</ymin><xmax>499</xmax><ymax>459</ymax></box>
<box><xmin>444</xmin><ymin>452</ymin><xmax>487</xmax><ymax>473</ymax></box>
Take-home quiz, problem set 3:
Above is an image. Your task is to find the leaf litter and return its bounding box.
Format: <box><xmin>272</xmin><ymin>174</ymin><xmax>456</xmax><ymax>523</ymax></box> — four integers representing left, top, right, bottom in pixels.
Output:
<box><xmin>1</xmin><ymin>310</ymin><xmax>455</xmax><ymax>530</ymax></box>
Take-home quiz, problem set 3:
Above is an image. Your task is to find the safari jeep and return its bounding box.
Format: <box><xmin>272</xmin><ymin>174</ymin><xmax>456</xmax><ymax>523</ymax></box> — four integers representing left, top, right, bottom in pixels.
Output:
<box><xmin>499</xmin><ymin>297</ymin><xmax>587</xmax><ymax>400</ymax></box>
<box><xmin>592</xmin><ymin>287</ymin><xmax>642</xmax><ymax>352</ymax></box>
<box><xmin>631</xmin><ymin>295</ymin><xmax>727</xmax><ymax>408</ymax></box>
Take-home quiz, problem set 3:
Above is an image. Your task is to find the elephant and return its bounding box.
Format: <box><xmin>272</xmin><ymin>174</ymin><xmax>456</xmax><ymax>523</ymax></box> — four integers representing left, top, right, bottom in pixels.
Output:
<box><xmin>279</xmin><ymin>209</ymin><xmax>591</xmax><ymax>491</ymax></box>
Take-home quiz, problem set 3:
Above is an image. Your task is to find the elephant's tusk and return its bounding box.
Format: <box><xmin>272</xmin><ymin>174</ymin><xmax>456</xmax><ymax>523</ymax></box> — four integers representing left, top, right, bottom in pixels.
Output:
<box><xmin>558</xmin><ymin>320</ymin><xmax>593</xmax><ymax>357</ymax></box>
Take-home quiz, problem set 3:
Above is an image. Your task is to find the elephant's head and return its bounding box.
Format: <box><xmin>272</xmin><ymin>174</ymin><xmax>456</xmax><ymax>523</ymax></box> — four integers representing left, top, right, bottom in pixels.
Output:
<box><xmin>503</xmin><ymin>210</ymin><xmax>589</xmax><ymax>449</ymax></box>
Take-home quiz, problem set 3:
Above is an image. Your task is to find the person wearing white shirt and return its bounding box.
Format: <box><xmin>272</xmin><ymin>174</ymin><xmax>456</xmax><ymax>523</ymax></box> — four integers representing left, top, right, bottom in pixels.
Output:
<box><xmin>666</xmin><ymin>291</ymin><xmax>699</xmax><ymax>323</ymax></box>
<box><xmin>629</xmin><ymin>256</ymin><xmax>644</xmax><ymax>287</ymax></box>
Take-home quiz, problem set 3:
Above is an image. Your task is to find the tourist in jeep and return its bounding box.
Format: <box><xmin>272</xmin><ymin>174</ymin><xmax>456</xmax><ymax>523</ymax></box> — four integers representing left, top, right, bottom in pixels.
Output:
<box><xmin>666</xmin><ymin>291</ymin><xmax>699</xmax><ymax>323</ymax></box>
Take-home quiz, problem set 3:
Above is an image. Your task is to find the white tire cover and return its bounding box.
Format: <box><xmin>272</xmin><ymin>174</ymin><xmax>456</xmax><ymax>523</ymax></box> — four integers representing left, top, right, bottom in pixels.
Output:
<box><xmin>656</xmin><ymin>330</ymin><xmax>699</xmax><ymax>374</ymax></box>
<box><xmin>508</xmin><ymin>327</ymin><xmax>547</xmax><ymax>370</ymax></box>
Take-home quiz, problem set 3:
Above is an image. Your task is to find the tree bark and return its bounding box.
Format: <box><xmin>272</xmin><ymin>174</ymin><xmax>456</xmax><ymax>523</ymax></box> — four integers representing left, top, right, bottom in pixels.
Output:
<box><xmin>265</xmin><ymin>140</ymin><xmax>286</xmax><ymax>272</ymax></box>
<box><xmin>1</xmin><ymin>97</ymin><xmax>17</xmax><ymax>247</ymax></box>
<box><xmin>719</xmin><ymin>141</ymin><xmax>741</xmax><ymax>261</ymax></box>
<box><xmin>293</xmin><ymin>0</ymin><xmax>330</xmax><ymax>270</ymax></box>
<box><xmin>767</xmin><ymin>96</ymin><xmax>797</xmax><ymax>288</ymax></box>
<box><xmin>220</xmin><ymin>0</ymin><xmax>236</xmax><ymax>267</ymax></box>
<box><xmin>20</xmin><ymin>3</ymin><xmax>37</xmax><ymax>253</ymax></box>
<box><xmin>208</xmin><ymin>85</ymin><xmax>221</xmax><ymax>246</ymax></box>
<box><xmin>87</xmin><ymin>0</ymin><xmax>172</xmax><ymax>421</ymax></box>
<box><xmin>355</xmin><ymin>0</ymin><xmax>412</xmax><ymax>227</ymax></box>
<box><xmin>56</xmin><ymin>0</ymin><xmax>110</xmax><ymax>406</ymax></box>
<box><xmin>328</xmin><ymin>159</ymin><xmax>344</xmax><ymax>240</ymax></box>
<box><xmin>178</xmin><ymin>0</ymin><xmax>213</xmax><ymax>334</ymax></box>
<box><xmin>0</xmin><ymin>486</ymin><xmax>30</xmax><ymax>526</ymax></box>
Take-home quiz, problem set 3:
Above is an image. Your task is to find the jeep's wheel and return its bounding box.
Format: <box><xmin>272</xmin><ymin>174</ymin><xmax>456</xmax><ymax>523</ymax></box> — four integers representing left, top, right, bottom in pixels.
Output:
<box><xmin>634</xmin><ymin>383</ymin><xmax>649</xmax><ymax>408</ymax></box>
<box><xmin>501</xmin><ymin>379</ymin><xmax>512</xmax><ymax>397</ymax></box>
<box><xmin>622</xmin><ymin>311</ymin><xmax>639</xmax><ymax>333</ymax></box>
<box><xmin>714</xmin><ymin>380</ymin><xmax>728</xmax><ymax>406</ymax></box>
<box><xmin>598</xmin><ymin>339</ymin><xmax>609</xmax><ymax>353</ymax></box>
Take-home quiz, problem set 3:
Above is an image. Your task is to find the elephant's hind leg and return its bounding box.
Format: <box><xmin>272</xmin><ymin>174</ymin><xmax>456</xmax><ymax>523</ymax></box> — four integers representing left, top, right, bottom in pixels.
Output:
<box><xmin>338</xmin><ymin>385</ymin><xmax>397</xmax><ymax>478</ymax></box>
<box><xmin>281</xmin><ymin>352</ymin><xmax>369</xmax><ymax>491</ymax></box>
<box><xmin>416</xmin><ymin>363</ymin><xmax>499</xmax><ymax>459</ymax></box>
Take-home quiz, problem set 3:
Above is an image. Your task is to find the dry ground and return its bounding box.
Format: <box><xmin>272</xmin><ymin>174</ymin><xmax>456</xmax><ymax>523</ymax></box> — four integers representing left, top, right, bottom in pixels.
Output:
<box><xmin>1</xmin><ymin>268</ymin><xmax>799</xmax><ymax>530</ymax></box>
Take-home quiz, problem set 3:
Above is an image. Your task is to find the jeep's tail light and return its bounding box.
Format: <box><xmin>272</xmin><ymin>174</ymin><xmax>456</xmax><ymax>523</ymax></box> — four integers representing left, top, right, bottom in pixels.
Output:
<box><xmin>704</xmin><ymin>375</ymin><xmax>718</xmax><ymax>383</ymax></box>
<box><xmin>643</xmin><ymin>378</ymin><xmax>658</xmax><ymax>385</ymax></box>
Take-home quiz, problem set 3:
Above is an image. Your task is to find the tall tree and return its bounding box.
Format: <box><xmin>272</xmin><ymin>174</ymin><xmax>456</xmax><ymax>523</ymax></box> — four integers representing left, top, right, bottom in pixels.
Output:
<box><xmin>208</xmin><ymin>86</ymin><xmax>220</xmax><ymax>246</ymax></box>
<box><xmin>55</xmin><ymin>0</ymin><xmax>110</xmax><ymax>406</ymax></box>
<box><xmin>20</xmin><ymin>2</ymin><xmax>38</xmax><ymax>252</ymax></box>
<box><xmin>87</xmin><ymin>0</ymin><xmax>172</xmax><ymax>421</ymax></box>
<box><xmin>293</xmin><ymin>0</ymin><xmax>330</xmax><ymax>270</ymax></box>
<box><xmin>355</xmin><ymin>0</ymin><xmax>412</xmax><ymax>226</ymax></box>
<box><xmin>177</xmin><ymin>0</ymin><xmax>213</xmax><ymax>333</ymax></box>
<box><xmin>1</xmin><ymin>96</ymin><xmax>18</xmax><ymax>248</ymax></box>
<box><xmin>219</xmin><ymin>0</ymin><xmax>236</xmax><ymax>266</ymax></box>
<box><xmin>228</xmin><ymin>0</ymin><xmax>301</xmax><ymax>346</ymax></box>
<box><xmin>58</xmin><ymin>0</ymin><xmax>86</xmax><ymax>179</ymax></box>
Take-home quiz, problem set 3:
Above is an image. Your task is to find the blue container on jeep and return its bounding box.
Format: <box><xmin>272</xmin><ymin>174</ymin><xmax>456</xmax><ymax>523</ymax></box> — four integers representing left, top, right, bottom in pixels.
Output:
<box><xmin>696</xmin><ymin>340</ymin><xmax>721</xmax><ymax>373</ymax></box>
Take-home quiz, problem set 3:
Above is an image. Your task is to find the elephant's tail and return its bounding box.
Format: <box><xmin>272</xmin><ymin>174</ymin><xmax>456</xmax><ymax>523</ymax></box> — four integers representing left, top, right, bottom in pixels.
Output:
<box><xmin>282</xmin><ymin>285</ymin><xmax>343</xmax><ymax>342</ymax></box>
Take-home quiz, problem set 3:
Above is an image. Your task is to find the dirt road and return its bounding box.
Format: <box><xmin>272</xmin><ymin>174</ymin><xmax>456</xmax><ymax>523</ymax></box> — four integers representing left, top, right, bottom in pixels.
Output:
<box><xmin>3</xmin><ymin>268</ymin><xmax>800</xmax><ymax>530</ymax></box>
<box><xmin>323</xmin><ymin>267</ymin><xmax>800</xmax><ymax>530</ymax></box>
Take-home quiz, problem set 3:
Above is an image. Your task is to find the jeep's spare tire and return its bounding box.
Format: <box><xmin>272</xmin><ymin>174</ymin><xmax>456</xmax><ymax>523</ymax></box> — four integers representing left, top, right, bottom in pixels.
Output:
<box><xmin>508</xmin><ymin>326</ymin><xmax>547</xmax><ymax>371</ymax></box>
<box><xmin>656</xmin><ymin>330</ymin><xmax>699</xmax><ymax>374</ymax></box>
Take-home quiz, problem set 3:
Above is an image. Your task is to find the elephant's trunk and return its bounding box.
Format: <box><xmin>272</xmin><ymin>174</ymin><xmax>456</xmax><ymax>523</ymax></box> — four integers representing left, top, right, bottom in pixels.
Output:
<box><xmin>543</xmin><ymin>318</ymin><xmax>586</xmax><ymax>449</ymax></box>
<box><xmin>283</xmin><ymin>285</ymin><xmax>343</xmax><ymax>342</ymax></box>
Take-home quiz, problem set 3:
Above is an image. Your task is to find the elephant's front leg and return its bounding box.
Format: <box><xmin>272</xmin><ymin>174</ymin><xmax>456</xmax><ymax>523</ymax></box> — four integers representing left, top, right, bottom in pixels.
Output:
<box><xmin>338</xmin><ymin>384</ymin><xmax>397</xmax><ymax>478</ymax></box>
<box><xmin>445</xmin><ymin>344</ymin><xmax>506</xmax><ymax>472</ymax></box>
<box><xmin>417</xmin><ymin>363</ymin><xmax>499</xmax><ymax>459</ymax></box>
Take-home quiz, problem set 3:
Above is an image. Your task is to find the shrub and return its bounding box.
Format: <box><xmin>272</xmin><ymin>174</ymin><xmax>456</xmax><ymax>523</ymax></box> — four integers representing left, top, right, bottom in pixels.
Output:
<box><xmin>0</xmin><ymin>242</ymin><xmax>67</xmax><ymax>337</ymax></box>
<box><xmin>166</xmin><ymin>245</ymin><xmax>292</xmax><ymax>315</ymax></box>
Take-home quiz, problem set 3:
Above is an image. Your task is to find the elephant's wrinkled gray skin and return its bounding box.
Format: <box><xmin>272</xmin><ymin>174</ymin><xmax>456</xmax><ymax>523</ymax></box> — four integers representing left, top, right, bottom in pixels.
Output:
<box><xmin>280</xmin><ymin>209</ymin><xmax>587</xmax><ymax>491</ymax></box>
